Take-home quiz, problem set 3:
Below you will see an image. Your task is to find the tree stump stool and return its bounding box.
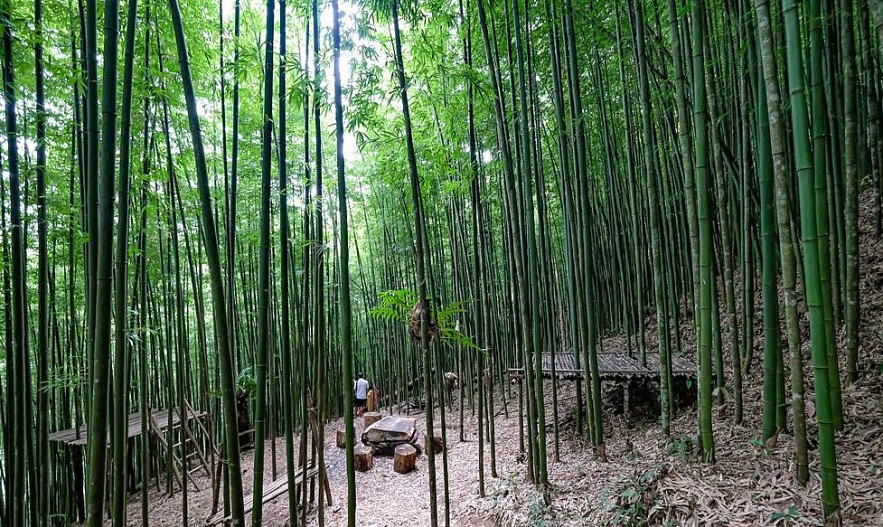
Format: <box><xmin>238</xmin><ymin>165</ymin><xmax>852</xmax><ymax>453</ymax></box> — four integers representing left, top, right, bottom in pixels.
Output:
<box><xmin>354</xmin><ymin>444</ymin><xmax>374</xmax><ymax>472</ymax></box>
<box><xmin>425</xmin><ymin>434</ymin><xmax>444</xmax><ymax>454</ymax></box>
<box><xmin>394</xmin><ymin>444</ymin><xmax>417</xmax><ymax>474</ymax></box>
<box><xmin>363</xmin><ymin>411</ymin><xmax>383</xmax><ymax>428</ymax></box>
<box><xmin>336</xmin><ymin>429</ymin><xmax>346</xmax><ymax>448</ymax></box>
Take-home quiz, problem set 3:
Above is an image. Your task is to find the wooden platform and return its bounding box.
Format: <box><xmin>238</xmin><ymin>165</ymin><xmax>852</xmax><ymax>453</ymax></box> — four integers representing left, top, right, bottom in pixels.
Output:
<box><xmin>508</xmin><ymin>352</ymin><xmax>696</xmax><ymax>381</ymax></box>
<box><xmin>205</xmin><ymin>464</ymin><xmax>323</xmax><ymax>525</ymax></box>
<box><xmin>48</xmin><ymin>408</ymin><xmax>208</xmax><ymax>447</ymax></box>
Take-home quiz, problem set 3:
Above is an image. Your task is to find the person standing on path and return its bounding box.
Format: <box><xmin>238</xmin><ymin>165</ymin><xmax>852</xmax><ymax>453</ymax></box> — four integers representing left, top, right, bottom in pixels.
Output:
<box><xmin>367</xmin><ymin>382</ymin><xmax>380</xmax><ymax>412</ymax></box>
<box><xmin>354</xmin><ymin>372</ymin><xmax>370</xmax><ymax>417</ymax></box>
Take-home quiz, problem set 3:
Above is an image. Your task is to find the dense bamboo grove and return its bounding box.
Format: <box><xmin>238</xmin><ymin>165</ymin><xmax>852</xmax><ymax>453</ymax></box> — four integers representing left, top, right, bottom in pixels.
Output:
<box><xmin>0</xmin><ymin>0</ymin><xmax>881</xmax><ymax>525</ymax></box>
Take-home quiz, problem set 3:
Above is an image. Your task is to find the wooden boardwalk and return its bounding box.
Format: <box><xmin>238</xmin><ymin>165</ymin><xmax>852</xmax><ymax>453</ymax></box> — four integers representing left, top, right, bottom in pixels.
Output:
<box><xmin>48</xmin><ymin>408</ymin><xmax>208</xmax><ymax>447</ymax></box>
<box><xmin>508</xmin><ymin>352</ymin><xmax>696</xmax><ymax>381</ymax></box>
<box><xmin>206</xmin><ymin>398</ymin><xmax>330</xmax><ymax>525</ymax></box>
<box><xmin>205</xmin><ymin>464</ymin><xmax>325</xmax><ymax>525</ymax></box>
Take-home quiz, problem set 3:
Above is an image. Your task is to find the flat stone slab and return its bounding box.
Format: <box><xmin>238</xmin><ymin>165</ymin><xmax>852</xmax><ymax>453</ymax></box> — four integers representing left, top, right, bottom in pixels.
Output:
<box><xmin>362</xmin><ymin>416</ymin><xmax>418</xmax><ymax>454</ymax></box>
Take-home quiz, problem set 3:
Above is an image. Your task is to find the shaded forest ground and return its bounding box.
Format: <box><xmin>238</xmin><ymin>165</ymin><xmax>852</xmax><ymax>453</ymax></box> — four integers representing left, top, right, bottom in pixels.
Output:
<box><xmin>463</xmin><ymin>192</ymin><xmax>883</xmax><ymax>526</ymax></box>
<box><xmin>119</xmin><ymin>192</ymin><xmax>883</xmax><ymax>526</ymax></box>
<box><xmin>118</xmin><ymin>398</ymin><xmax>496</xmax><ymax>526</ymax></box>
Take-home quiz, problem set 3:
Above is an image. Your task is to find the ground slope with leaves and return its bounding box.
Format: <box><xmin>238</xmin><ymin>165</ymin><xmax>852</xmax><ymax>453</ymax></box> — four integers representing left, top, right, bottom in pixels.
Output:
<box><xmin>461</xmin><ymin>194</ymin><xmax>883</xmax><ymax>527</ymax></box>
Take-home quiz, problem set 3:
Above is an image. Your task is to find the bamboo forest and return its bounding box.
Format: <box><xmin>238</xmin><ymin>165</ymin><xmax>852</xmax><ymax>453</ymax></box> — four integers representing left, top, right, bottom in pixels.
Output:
<box><xmin>3</xmin><ymin>0</ymin><xmax>883</xmax><ymax>524</ymax></box>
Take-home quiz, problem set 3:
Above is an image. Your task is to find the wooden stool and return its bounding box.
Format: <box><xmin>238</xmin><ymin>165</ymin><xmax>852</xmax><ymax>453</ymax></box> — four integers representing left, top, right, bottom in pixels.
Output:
<box><xmin>354</xmin><ymin>444</ymin><xmax>374</xmax><ymax>472</ymax></box>
<box><xmin>425</xmin><ymin>435</ymin><xmax>444</xmax><ymax>454</ymax></box>
<box><xmin>363</xmin><ymin>412</ymin><xmax>383</xmax><ymax>428</ymax></box>
<box><xmin>336</xmin><ymin>429</ymin><xmax>346</xmax><ymax>448</ymax></box>
<box><xmin>394</xmin><ymin>444</ymin><xmax>417</xmax><ymax>474</ymax></box>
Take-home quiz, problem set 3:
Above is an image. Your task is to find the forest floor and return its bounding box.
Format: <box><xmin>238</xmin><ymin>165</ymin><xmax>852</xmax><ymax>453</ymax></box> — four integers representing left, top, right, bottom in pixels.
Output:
<box><xmin>459</xmin><ymin>193</ymin><xmax>883</xmax><ymax>527</ymax></box>
<box><xmin>121</xmin><ymin>397</ymin><xmax>499</xmax><ymax>526</ymax></box>
<box><xmin>125</xmin><ymin>193</ymin><xmax>883</xmax><ymax>526</ymax></box>
<box><xmin>128</xmin><ymin>363</ymin><xmax>882</xmax><ymax>527</ymax></box>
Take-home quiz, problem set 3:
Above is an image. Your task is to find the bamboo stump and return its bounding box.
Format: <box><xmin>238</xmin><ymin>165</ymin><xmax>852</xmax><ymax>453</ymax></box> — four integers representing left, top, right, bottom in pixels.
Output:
<box><xmin>424</xmin><ymin>434</ymin><xmax>444</xmax><ymax>455</ymax></box>
<box><xmin>336</xmin><ymin>429</ymin><xmax>346</xmax><ymax>448</ymax></box>
<box><xmin>363</xmin><ymin>412</ymin><xmax>382</xmax><ymax>428</ymax></box>
<box><xmin>394</xmin><ymin>444</ymin><xmax>417</xmax><ymax>474</ymax></box>
<box><xmin>354</xmin><ymin>445</ymin><xmax>374</xmax><ymax>472</ymax></box>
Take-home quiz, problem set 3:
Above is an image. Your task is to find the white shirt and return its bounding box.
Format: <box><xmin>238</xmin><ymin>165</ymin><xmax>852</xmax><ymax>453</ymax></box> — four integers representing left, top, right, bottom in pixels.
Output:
<box><xmin>354</xmin><ymin>378</ymin><xmax>369</xmax><ymax>399</ymax></box>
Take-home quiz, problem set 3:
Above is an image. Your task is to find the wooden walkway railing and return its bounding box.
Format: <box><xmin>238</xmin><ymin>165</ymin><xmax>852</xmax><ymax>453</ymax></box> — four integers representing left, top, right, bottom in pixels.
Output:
<box><xmin>508</xmin><ymin>352</ymin><xmax>697</xmax><ymax>380</ymax></box>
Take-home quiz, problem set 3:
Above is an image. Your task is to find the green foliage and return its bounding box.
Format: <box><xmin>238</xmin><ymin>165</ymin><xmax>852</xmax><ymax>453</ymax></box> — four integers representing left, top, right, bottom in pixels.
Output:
<box><xmin>369</xmin><ymin>288</ymin><xmax>417</xmax><ymax>322</ymax></box>
<box><xmin>236</xmin><ymin>367</ymin><xmax>256</xmax><ymax>394</ymax></box>
<box><xmin>770</xmin><ymin>506</ymin><xmax>800</xmax><ymax>522</ymax></box>
<box><xmin>527</xmin><ymin>494</ymin><xmax>552</xmax><ymax>527</ymax></box>
<box><xmin>611</xmin><ymin>486</ymin><xmax>646</xmax><ymax>526</ymax></box>
<box><xmin>49</xmin><ymin>513</ymin><xmax>70</xmax><ymax>524</ymax></box>
<box><xmin>438</xmin><ymin>325</ymin><xmax>479</xmax><ymax>350</ymax></box>
<box><xmin>46</xmin><ymin>365</ymin><xmax>85</xmax><ymax>391</ymax></box>
<box><xmin>368</xmin><ymin>288</ymin><xmax>480</xmax><ymax>350</ymax></box>
<box><xmin>0</xmin><ymin>0</ymin><xmax>866</xmax><ymax>521</ymax></box>
<box><xmin>601</xmin><ymin>470</ymin><xmax>662</xmax><ymax>527</ymax></box>
<box><xmin>665</xmin><ymin>433</ymin><xmax>695</xmax><ymax>461</ymax></box>
<box><xmin>748</xmin><ymin>438</ymin><xmax>772</xmax><ymax>458</ymax></box>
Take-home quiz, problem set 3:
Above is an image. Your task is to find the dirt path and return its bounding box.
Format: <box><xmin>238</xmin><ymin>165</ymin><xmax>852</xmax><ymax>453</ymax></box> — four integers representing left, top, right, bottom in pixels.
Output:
<box><xmin>321</xmin><ymin>408</ymin><xmax>491</xmax><ymax>527</ymax></box>
<box><xmin>120</xmin><ymin>400</ymin><xmax>500</xmax><ymax>526</ymax></box>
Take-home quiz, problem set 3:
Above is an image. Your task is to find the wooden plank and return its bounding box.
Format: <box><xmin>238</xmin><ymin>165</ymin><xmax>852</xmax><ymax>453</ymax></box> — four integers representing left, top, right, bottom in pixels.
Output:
<box><xmin>48</xmin><ymin>407</ymin><xmax>208</xmax><ymax>446</ymax></box>
<box><xmin>205</xmin><ymin>466</ymin><xmax>321</xmax><ymax>525</ymax></box>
